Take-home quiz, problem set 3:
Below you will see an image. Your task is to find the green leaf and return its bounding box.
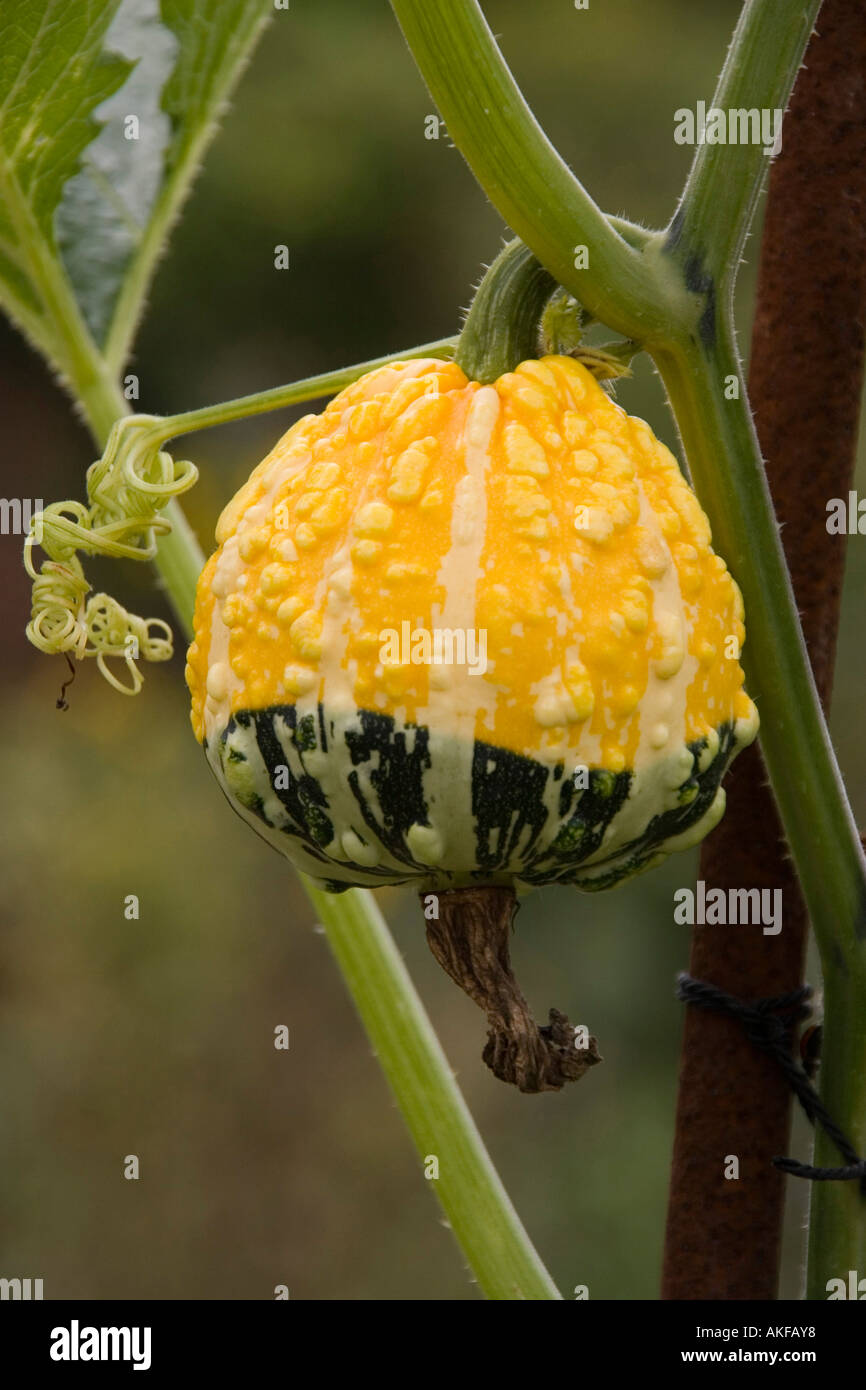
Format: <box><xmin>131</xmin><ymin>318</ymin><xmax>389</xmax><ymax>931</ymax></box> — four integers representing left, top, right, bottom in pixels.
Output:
<box><xmin>56</xmin><ymin>0</ymin><xmax>179</xmax><ymax>343</ymax></box>
<box><xmin>160</xmin><ymin>0</ymin><xmax>272</xmax><ymax>179</ymax></box>
<box><xmin>100</xmin><ymin>0</ymin><xmax>273</xmax><ymax>370</ymax></box>
<box><xmin>0</xmin><ymin>0</ymin><xmax>271</xmax><ymax>386</ymax></box>
<box><xmin>0</xmin><ymin>0</ymin><xmax>130</xmax><ymax>357</ymax></box>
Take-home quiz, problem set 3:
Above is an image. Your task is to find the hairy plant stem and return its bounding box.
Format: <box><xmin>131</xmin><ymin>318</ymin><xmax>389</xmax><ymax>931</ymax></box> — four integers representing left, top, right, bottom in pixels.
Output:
<box><xmin>390</xmin><ymin>0</ymin><xmax>686</xmax><ymax>344</ymax></box>
<box><xmin>654</xmin><ymin>331</ymin><xmax>866</xmax><ymax>975</ymax></box>
<box><xmin>309</xmin><ymin>885</ymin><xmax>561</xmax><ymax>1298</ymax></box>
<box><xmin>456</xmin><ymin>240</ymin><xmax>554</xmax><ymax>382</ymax></box>
<box><xmin>669</xmin><ymin>0</ymin><xmax>822</xmax><ymax>284</ymax></box>
<box><xmin>150</xmin><ymin>338</ymin><xmax>458</xmax><ymax>451</ymax></box>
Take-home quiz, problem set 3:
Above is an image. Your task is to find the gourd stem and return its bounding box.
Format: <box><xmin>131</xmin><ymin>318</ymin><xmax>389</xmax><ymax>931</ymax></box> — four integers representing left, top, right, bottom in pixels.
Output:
<box><xmin>455</xmin><ymin>239</ymin><xmax>555</xmax><ymax>383</ymax></box>
<box><xmin>425</xmin><ymin>888</ymin><xmax>601</xmax><ymax>1093</ymax></box>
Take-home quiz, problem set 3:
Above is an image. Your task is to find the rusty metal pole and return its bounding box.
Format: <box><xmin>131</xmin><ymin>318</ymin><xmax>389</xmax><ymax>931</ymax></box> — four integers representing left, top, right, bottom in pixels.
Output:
<box><xmin>661</xmin><ymin>0</ymin><xmax>866</xmax><ymax>1300</ymax></box>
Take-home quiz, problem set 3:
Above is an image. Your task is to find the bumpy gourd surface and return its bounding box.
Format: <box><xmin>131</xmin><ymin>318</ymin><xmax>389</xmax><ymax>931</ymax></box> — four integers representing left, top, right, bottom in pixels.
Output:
<box><xmin>187</xmin><ymin>355</ymin><xmax>758</xmax><ymax>891</ymax></box>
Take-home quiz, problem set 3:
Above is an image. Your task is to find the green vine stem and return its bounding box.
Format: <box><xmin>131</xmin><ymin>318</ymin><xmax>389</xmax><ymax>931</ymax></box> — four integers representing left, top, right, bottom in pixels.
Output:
<box><xmin>308</xmin><ymin>884</ymin><xmax>561</xmax><ymax>1299</ymax></box>
<box><xmin>652</xmin><ymin>332</ymin><xmax>865</xmax><ymax>975</ymax></box>
<box><xmin>149</xmin><ymin>336</ymin><xmax>459</xmax><ymax>457</ymax></box>
<box><xmin>390</xmin><ymin>0</ymin><xmax>689</xmax><ymax>345</ymax></box>
<box><xmin>669</xmin><ymin>0</ymin><xmax>820</xmax><ymax>286</ymax></box>
<box><xmin>392</xmin><ymin>0</ymin><xmax>866</xmax><ymax>1295</ymax></box>
<box><xmin>456</xmin><ymin>239</ymin><xmax>555</xmax><ymax>381</ymax></box>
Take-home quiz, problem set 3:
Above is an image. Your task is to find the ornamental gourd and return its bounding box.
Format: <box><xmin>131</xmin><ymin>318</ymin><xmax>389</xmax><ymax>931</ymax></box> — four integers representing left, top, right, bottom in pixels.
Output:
<box><xmin>186</xmin><ymin>354</ymin><xmax>758</xmax><ymax>898</ymax></box>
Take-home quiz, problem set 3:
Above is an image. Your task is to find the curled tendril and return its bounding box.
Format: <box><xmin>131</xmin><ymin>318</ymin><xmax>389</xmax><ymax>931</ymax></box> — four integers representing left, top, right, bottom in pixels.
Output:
<box><xmin>24</xmin><ymin>415</ymin><xmax>198</xmax><ymax>695</ymax></box>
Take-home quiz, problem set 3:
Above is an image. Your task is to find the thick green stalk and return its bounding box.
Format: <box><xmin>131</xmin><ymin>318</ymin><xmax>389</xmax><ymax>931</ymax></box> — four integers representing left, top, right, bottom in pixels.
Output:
<box><xmin>670</xmin><ymin>0</ymin><xmax>821</xmax><ymax>283</ymax></box>
<box><xmin>806</xmin><ymin>975</ymin><xmax>866</xmax><ymax>1298</ymax></box>
<box><xmin>654</xmin><ymin>329</ymin><xmax>866</xmax><ymax>975</ymax></box>
<box><xmin>307</xmin><ymin>885</ymin><xmax>561</xmax><ymax>1300</ymax></box>
<box><xmin>390</xmin><ymin>0</ymin><xmax>686</xmax><ymax>344</ymax></box>
<box><xmin>154</xmin><ymin>499</ymin><xmax>204</xmax><ymax>640</ymax></box>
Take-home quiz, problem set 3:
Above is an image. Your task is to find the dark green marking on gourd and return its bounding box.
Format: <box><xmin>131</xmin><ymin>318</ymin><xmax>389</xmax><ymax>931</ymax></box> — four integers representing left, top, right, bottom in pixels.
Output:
<box><xmin>547</xmin><ymin>767</ymin><xmax>633</xmax><ymax>864</ymax></box>
<box><xmin>293</xmin><ymin>712</ymin><xmax>318</xmax><ymax>753</ymax></box>
<box><xmin>216</xmin><ymin>704</ymin><xmax>741</xmax><ymax>893</ymax></box>
<box><xmin>262</xmin><ymin>710</ymin><xmax>333</xmax><ymax>847</ymax></box>
<box><xmin>244</xmin><ymin>706</ymin><xmax>334</xmax><ymax>849</ymax></box>
<box><xmin>567</xmin><ymin>726</ymin><xmax>738</xmax><ymax>893</ymax></box>
<box><xmin>471</xmin><ymin>740</ymin><xmax>552</xmax><ymax>871</ymax></box>
<box><xmin>317</xmin><ymin>702</ymin><xmax>330</xmax><ymax>754</ymax></box>
<box><xmin>343</xmin><ymin>710</ymin><xmax>433</xmax><ymax>871</ymax></box>
<box><xmin>206</xmin><ymin>714</ymin><xmax>335</xmax><ymax>870</ymax></box>
<box><xmin>639</xmin><ymin>726</ymin><xmax>735</xmax><ymax>850</ymax></box>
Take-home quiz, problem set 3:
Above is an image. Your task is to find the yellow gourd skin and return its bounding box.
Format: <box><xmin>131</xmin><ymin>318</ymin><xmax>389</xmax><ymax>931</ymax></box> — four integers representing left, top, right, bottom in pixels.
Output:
<box><xmin>186</xmin><ymin>355</ymin><xmax>758</xmax><ymax>893</ymax></box>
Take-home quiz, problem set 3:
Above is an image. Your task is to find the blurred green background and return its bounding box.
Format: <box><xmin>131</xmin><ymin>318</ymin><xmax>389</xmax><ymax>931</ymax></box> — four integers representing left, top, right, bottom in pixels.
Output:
<box><xmin>1</xmin><ymin>0</ymin><xmax>864</xmax><ymax>1299</ymax></box>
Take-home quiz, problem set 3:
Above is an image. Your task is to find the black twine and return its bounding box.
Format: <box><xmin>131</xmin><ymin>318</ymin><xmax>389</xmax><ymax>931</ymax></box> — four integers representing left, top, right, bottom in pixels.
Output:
<box><xmin>677</xmin><ymin>973</ymin><xmax>866</xmax><ymax>1191</ymax></box>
